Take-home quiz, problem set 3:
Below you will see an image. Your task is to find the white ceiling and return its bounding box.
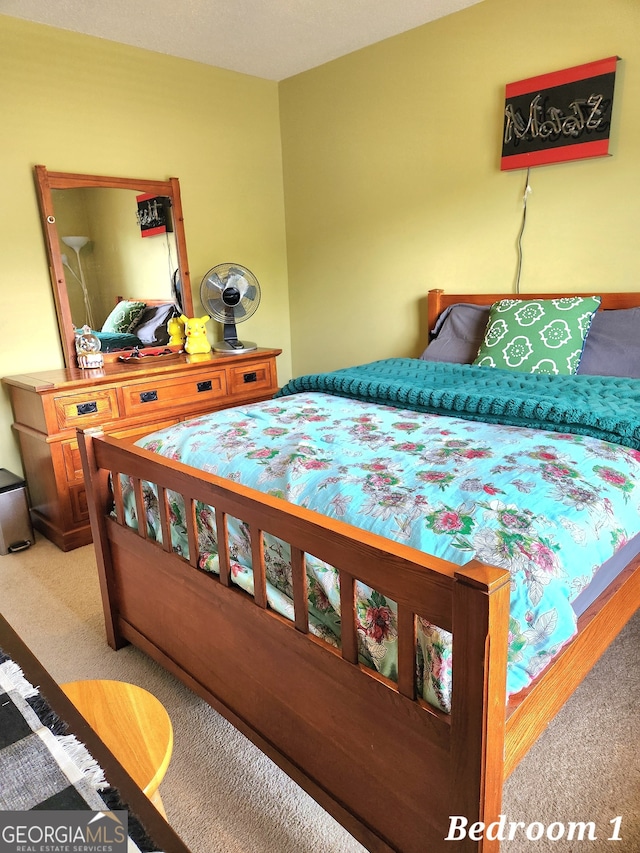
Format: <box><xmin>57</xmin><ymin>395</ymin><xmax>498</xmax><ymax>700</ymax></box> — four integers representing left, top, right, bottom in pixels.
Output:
<box><xmin>0</xmin><ymin>0</ymin><xmax>484</xmax><ymax>81</ymax></box>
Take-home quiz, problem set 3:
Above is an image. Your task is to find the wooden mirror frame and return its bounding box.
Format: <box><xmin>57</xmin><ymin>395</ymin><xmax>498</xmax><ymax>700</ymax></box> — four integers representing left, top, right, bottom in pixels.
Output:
<box><xmin>34</xmin><ymin>165</ymin><xmax>194</xmax><ymax>367</ymax></box>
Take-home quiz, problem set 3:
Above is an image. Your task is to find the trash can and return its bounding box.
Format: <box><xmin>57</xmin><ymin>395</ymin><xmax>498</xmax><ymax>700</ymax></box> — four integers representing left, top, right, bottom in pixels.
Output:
<box><xmin>0</xmin><ymin>469</ymin><xmax>34</xmax><ymax>555</ymax></box>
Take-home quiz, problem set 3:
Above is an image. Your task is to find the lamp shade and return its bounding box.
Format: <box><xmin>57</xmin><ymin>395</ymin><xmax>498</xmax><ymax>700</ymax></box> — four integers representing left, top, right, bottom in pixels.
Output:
<box><xmin>61</xmin><ymin>236</ymin><xmax>90</xmax><ymax>251</ymax></box>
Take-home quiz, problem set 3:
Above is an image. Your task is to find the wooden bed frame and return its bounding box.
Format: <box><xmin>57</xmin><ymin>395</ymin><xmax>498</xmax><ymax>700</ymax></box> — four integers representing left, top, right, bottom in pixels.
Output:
<box><xmin>78</xmin><ymin>290</ymin><xmax>640</xmax><ymax>852</ymax></box>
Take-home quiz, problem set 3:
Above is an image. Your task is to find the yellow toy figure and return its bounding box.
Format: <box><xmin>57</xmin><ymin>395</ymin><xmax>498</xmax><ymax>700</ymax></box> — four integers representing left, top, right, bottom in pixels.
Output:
<box><xmin>180</xmin><ymin>314</ymin><xmax>212</xmax><ymax>354</ymax></box>
<box><xmin>167</xmin><ymin>315</ymin><xmax>186</xmax><ymax>347</ymax></box>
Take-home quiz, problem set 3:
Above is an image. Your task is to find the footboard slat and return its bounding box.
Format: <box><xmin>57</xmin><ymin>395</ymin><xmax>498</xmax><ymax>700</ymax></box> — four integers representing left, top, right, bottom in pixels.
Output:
<box><xmin>397</xmin><ymin>606</ymin><xmax>416</xmax><ymax>700</ymax></box>
<box><xmin>251</xmin><ymin>526</ymin><xmax>267</xmax><ymax>608</ymax></box>
<box><xmin>132</xmin><ymin>477</ymin><xmax>147</xmax><ymax>541</ymax></box>
<box><xmin>216</xmin><ymin>510</ymin><xmax>231</xmax><ymax>586</ymax></box>
<box><xmin>185</xmin><ymin>496</ymin><xmax>199</xmax><ymax>568</ymax></box>
<box><xmin>157</xmin><ymin>486</ymin><xmax>172</xmax><ymax>553</ymax></box>
<box><xmin>339</xmin><ymin>571</ymin><xmax>358</xmax><ymax>664</ymax></box>
<box><xmin>290</xmin><ymin>546</ymin><xmax>309</xmax><ymax>633</ymax></box>
<box><xmin>112</xmin><ymin>470</ymin><xmax>124</xmax><ymax>526</ymax></box>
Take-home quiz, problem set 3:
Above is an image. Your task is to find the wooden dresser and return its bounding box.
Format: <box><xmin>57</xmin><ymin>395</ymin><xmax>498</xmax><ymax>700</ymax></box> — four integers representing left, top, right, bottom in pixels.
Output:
<box><xmin>4</xmin><ymin>348</ymin><xmax>280</xmax><ymax>551</ymax></box>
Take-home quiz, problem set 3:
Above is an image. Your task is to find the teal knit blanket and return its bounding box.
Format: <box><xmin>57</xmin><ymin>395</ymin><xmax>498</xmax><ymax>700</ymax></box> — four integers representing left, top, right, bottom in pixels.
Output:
<box><xmin>276</xmin><ymin>359</ymin><xmax>640</xmax><ymax>450</ymax></box>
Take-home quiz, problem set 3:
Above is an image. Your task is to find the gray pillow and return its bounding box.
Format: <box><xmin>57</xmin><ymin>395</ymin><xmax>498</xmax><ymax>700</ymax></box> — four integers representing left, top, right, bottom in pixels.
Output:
<box><xmin>129</xmin><ymin>303</ymin><xmax>178</xmax><ymax>346</ymax></box>
<box><xmin>420</xmin><ymin>303</ymin><xmax>490</xmax><ymax>363</ymax></box>
<box><xmin>577</xmin><ymin>308</ymin><xmax>640</xmax><ymax>377</ymax></box>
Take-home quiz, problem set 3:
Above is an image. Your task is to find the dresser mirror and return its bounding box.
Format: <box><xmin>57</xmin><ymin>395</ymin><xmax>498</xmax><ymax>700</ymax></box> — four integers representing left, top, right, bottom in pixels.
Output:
<box><xmin>34</xmin><ymin>165</ymin><xmax>194</xmax><ymax>367</ymax></box>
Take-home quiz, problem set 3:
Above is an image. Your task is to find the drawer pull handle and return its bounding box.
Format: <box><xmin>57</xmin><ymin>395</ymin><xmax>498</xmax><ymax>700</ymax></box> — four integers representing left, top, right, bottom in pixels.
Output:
<box><xmin>197</xmin><ymin>380</ymin><xmax>213</xmax><ymax>393</ymax></box>
<box><xmin>140</xmin><ymin>390</ymin><xmax>158</xmax><ymax>403</ymax></box>
<box><xmin>76</xmin><ymin>401</ymin><xmax>98</xmax><ymax>415</ymax></box>
<box><xmin>243</xmin><ymin>372</ymin><xmax>257</xmax><ymax>384</ymax></box>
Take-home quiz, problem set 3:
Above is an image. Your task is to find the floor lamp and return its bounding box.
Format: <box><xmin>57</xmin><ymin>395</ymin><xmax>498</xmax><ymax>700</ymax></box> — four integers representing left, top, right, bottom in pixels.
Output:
<box><xmin>61</xmin><ymin>236</ymin><xmax>94</xmax><ymax>330</ymax></box>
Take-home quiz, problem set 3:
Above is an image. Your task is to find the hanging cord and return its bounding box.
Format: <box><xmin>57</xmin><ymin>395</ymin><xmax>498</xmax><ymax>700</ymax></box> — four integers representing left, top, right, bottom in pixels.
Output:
<box><xmin>514</xmin><ymin>167</ymin><xmax>532</xmax><ymax>294</ymax></box>
<box><xmin>165</xmin><ymin>230</ymin><xmax>176</xmax><ymax>283</ymax></box>
<box><xmin>164</xmin><ymin>230</ymin><xmax>183</xmax><ymax>311</ymax></box>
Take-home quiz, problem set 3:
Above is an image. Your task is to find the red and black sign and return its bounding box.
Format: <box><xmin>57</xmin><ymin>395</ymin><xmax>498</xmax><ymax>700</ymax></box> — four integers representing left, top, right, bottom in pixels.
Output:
<box><xmin>136</xmin><ymin>194</ymin><xmax>171</xmax><ymax>237</ymax></box>
<box><xmin>501</xmin><ymin>56</ymin><xmax>619</xmax><ymax>171</ymax></box>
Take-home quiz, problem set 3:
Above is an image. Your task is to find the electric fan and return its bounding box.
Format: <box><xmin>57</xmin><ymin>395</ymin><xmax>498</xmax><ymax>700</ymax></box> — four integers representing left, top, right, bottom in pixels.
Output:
<box><xmin>200</xmin><ymin>263</ymin><xmax>261</xmax><ymax>353</ymax></box>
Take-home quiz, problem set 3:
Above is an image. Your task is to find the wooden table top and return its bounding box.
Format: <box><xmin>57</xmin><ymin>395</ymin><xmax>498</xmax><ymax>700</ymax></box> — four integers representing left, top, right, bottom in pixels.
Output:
<box><xmin>61</xmin><ymin>679</ymin><xmax>174</xmax><ymax>798</ymax></box>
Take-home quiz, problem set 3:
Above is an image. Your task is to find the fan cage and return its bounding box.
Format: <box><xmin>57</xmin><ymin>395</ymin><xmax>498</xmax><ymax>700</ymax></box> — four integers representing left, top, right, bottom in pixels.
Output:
<box><xmin>199</xmin><ymin>263</ymin><xmax>261</xmax><ymax>353</ymax></box>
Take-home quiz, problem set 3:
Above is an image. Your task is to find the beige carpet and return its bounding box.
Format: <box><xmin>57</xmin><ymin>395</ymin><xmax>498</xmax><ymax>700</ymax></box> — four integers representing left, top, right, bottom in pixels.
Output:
<box><xmin>1</xmin><ymin>534</ymin><xmax>638</xmax><ymax>852</ymax></box>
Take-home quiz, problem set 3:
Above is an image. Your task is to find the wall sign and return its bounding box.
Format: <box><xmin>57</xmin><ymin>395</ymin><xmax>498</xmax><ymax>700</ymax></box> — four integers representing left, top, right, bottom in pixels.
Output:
<box><xmin>136</xmin><ymin>194</ymin><xmax>171</xmax><ymax>237</ymax></box>
<box><xmin>501</xmin><ymin>56</ymin><xmax>619</xmax><ymax>171</ymax></box>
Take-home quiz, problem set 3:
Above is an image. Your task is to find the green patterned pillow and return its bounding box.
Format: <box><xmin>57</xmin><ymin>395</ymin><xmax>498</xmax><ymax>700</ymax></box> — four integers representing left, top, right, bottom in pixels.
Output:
<box><xmin>101</xmin><ymin>300</ymin><xmax>146</xmax><ymax>334</ymax></box>
<box><xmin>473</xmin><ymin>296</ymin><xmax>601</xmax><ymax>375</ymax></box>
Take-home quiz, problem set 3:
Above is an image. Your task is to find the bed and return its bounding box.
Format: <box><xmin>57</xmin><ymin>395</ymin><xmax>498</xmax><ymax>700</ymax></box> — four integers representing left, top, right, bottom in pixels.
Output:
<box><xmin>78</xmin><ymin>289</ymin><xmax>640</xmax><ymax>853</ymax></box>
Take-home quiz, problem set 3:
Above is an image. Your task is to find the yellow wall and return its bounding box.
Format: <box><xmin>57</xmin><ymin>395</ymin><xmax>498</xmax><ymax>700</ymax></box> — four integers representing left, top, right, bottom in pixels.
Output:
<box><xmin>280</xmin><ymin>0</ymin><xmax>640</xmax><ymax>375</ymax></box>
<box><xmin>2</xmin><ymin>0</ymin><xmax>640</xmax><ymax>479</ymax></box>
<box><xmin>0</xmin><ymin>16</ymin><xmax>291</xmax><ymax>475</ymax></box>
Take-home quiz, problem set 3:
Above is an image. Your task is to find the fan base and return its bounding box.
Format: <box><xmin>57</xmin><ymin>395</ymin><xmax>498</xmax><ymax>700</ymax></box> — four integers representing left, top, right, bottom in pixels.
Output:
<box><xmin>213</xmin><ymin>340</ymin><xmax>258</xmax><ymax>354</ymax></box>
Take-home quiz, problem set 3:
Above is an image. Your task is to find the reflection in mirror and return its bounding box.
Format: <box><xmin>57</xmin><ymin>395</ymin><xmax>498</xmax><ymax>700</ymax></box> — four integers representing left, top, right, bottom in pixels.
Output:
<box><xmin>53</xmin><ymin>188</ymin><xmax>181</xmax><ymax>334</ymax></box>
<box><xmin>60</xmin><ymin>234</ymin><xmax>94</xmax><ymax>329</ymax></box>
<box><xmin>34</xmin><ymin>167</ymin><xmax>193</xmax><ymax>367</ymax></box>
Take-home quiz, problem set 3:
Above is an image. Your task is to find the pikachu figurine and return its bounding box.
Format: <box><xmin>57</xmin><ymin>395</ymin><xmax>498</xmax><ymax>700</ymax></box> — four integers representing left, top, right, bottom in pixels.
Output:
<box><xmin>167</xmin><ymin>315</ymin><xmax>186</xmax><ymax>348</ymax></box>
<box><xmin>180</xmin><ymin>314</ymin><xmax>212</xmax><ymax>354</ymax></box>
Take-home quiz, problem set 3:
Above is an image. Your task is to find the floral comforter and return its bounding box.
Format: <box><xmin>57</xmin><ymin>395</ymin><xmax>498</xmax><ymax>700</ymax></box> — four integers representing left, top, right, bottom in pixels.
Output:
<box><xmin>125</xmin><ymin>390</ymin><xmax>640</xmax><ymax>713</ymax></box>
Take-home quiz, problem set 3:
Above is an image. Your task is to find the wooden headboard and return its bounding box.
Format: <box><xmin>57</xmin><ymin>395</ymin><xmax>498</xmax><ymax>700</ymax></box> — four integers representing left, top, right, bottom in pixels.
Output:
<box><xmin>427</xmin><ymin>289</ymin><xmax>640</xmax><ymax>336</ymax></box>
<box><xmin>116</xmin><ymin>296</ymin><xmax>175</xmax><ymax>307</ymax></box>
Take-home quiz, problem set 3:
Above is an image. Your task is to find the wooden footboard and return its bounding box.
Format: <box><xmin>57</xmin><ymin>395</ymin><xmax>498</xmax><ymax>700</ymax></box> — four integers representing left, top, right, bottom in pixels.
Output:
<box><xmin>79</xmin><ymin>428</ymin><xmax>512</xmax><ymax>852</ymax></box>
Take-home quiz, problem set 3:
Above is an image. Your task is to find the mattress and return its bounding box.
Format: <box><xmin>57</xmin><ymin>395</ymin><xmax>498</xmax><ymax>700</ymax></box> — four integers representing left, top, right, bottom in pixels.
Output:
<box><xmin>123</xmin><ymin>384</ymin><xmax>640</xmax><ymax>713</ymax></box>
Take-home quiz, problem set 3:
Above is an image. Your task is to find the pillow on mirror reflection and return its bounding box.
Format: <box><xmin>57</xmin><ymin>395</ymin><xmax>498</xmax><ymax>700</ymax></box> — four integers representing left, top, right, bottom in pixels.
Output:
<box><xmin>101</xmin><ymin>300</ymin><xmax>146</xmax><ymax>334</ymax></box>
<box><xmin>92</xmin><ymin>330</ymin><xmax>143</xmax><ymax>351</ymax></box>
<box><xmin>129</xmin><ymin>303</ymin><xmax>179</xmax><ymax>346</ymax></box>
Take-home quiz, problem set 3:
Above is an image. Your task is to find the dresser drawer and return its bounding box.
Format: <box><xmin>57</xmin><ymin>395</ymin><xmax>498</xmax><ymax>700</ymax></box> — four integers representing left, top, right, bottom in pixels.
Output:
<box><xmin>121</xmin><ymin>369</ymin><xmax>227</xmax><ymax>419</ymax></box>
<box><xmin>226</xmin><ymin>360</ymin><xmax>275</xmax><ymax>399</ymax></box>
<box><xmin>54</xmin><ymin>389</ymin><xmax>119</xmax><ymax>431</ymax></box>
